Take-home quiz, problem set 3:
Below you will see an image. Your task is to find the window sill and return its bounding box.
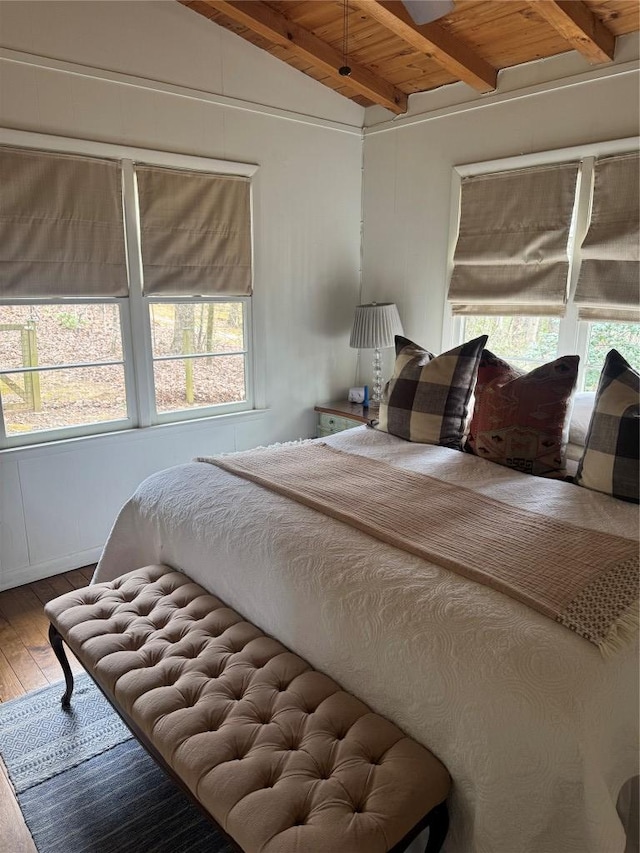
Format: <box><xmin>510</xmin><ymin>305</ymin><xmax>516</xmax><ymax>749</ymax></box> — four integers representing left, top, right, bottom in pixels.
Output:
<box><xmin>0</xmin><ymin>408</ymin><xmax>269</xmax><ymax>459</ymax></box>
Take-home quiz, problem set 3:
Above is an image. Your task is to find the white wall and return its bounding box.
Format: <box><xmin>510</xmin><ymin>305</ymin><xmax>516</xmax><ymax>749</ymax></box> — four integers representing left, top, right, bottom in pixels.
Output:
<box><xmin>0</xmin><ymin>1</ymin><xmax>365</xmax><ymax>589</ymax></box>
<box><xmin>360</xmin><ymin>35</ymin><xmax>640</xmax><ymax>378</ymax></box>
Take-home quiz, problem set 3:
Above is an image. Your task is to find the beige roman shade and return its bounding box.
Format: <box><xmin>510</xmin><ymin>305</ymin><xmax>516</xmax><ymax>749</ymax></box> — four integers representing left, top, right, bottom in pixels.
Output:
<box><xmin>136</xmin><ymin>165</ymin><xmax>252</xmax><ymax>296</ymax></box>
<box><xmin>0</xmin><ymin>146</ymin><xmax>127</xmax><ymax>298</ymax></box>
<box><xmin>575</xmin><ymin>152</ymin><xmax>640</xmax><ymax>322</ymax></box>
<box><xmin>448</xmin><ymin>162</ymin><xmax>580</xmax><ymax>316</ymax></box>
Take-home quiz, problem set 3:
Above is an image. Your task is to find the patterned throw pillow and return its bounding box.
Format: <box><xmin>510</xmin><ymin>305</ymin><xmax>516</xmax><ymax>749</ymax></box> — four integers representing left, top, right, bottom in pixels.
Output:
<box><xmin>376</xmin><ymin>335</ymin><xmax>487</xmax><ymax>449</ymax></box>
<box><xmin>575</xmin><ymin>349</ymin><xmax>639</xmax><ymax>503</ymax></box>
<box><xmin>466</xmin><ymin>350</ymin><xmax>579</xmax><ymax>476</ymax></box>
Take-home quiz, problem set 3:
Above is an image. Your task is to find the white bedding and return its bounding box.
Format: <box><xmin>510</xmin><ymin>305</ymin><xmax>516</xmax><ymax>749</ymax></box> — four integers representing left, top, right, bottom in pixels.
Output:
<box><xmin>95</xmin><ymin>427</ymin><xmax>639</xmax><ymax>853</ymax></box>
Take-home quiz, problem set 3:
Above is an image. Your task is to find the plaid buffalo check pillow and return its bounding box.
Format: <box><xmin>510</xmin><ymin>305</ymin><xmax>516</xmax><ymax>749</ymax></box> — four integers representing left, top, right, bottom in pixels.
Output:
<box><xmin>376</xmin><ymin>335</ymin><xmax>487</xmax><ymax>449</ymax></box>
<box><xmin>575</xmin><ymin>349</ymin><xmax>639</xmax><ymax>503</ymax></box>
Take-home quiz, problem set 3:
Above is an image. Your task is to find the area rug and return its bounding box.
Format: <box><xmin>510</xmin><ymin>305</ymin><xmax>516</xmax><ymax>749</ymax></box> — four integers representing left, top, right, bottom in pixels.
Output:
<box><xmin>0</xmin><ymin>676</ymin><xmax>234</xmax><ymax>853</ymax></box>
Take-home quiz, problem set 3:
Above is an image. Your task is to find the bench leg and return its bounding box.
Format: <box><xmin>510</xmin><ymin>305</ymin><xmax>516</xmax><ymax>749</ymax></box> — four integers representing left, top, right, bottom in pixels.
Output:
<box><xmin>48</xmin><ymin>623</ymin><xmax>74</xmax><ymax>710</ymax></box>
<box><xmin>425</xmin><ymin>801</ymin><xmax>449</xmax><ymax>853</ymax></box>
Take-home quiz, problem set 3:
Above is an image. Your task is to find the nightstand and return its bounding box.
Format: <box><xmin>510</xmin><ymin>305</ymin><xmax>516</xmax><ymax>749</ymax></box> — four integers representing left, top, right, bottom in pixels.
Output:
<box><xmin>314</xmin><ymin>401</ymin><xmax>371</xmax><ymax>437</ymax></box>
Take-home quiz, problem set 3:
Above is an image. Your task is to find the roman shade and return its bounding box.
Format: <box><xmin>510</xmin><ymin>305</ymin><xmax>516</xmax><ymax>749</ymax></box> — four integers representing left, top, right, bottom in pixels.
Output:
<box><xmin>0</xmin><ymin>146</ymin><xmax>127</xmax><ymax>298</ymax></box>
<box><xmin>574</xmin><ymin>152</ymin><xmax>640</xmax><ymax>322</ymax></box>
<box><xmin>136</xmin><ymin>165</ymin><xmax>252</xmax><ymax>296</ymax></box>
<box><xmin>448</xmin><ymin>162</ymin><xmax>580</xmax><ymax>316</ymax></box>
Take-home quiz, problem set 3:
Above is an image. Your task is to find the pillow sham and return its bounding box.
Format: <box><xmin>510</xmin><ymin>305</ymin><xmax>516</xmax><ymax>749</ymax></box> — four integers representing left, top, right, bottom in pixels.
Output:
<box><xmin>466</xmin><ymin>350</ymin><xmax>579</xmax><ymax>476</ymax></box>
<box><xmin>575</xmin><ymin>349</ymin><xmax>639</xmax><ymax>503</ymax></box>
<box><xmin>376</xmin><ymin>334</ymin><xmax>487</xmax><ymax>450</ymax></box>
<box><xmin>568</xmin><ymin>391</ymin><xmax>596</xmax><ymax>446</ymax></box>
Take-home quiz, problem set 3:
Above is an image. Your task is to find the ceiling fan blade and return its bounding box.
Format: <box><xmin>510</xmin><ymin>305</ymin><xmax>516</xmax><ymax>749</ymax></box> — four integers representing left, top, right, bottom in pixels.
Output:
<box><xmin>401</xmin><ymin>0</ymin><xmax>455</xmax><ymax>25</ymax></box>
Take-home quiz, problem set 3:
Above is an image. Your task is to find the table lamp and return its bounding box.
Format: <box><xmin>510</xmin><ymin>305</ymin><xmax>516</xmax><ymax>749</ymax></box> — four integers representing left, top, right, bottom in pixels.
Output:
<box><xmin>349</xmin><ymin>302</ymin><xmax>403</xmax><ymax>406</ymax></box>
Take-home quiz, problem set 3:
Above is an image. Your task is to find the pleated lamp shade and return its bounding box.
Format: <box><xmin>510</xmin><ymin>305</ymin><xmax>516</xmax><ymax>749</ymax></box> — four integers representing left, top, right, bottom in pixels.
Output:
<box><xmin>349</xmin><ymin>303</ymin><xmax>404</xmax><ymax>350</ymax></box>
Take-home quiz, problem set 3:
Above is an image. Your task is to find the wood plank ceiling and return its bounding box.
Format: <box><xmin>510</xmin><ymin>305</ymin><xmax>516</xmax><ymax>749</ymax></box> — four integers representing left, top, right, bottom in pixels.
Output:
<box><xmin>178</xmin><ymin>1</ymin><xmax>640</xmax><ymax>114</ymax></box>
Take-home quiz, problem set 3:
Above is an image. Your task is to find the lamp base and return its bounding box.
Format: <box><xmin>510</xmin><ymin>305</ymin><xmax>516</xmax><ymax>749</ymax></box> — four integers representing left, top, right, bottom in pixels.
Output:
<box><xmin>371</xmin><ymin>346</ymin><xmax>383</xmax><ymax>405</ymax></box>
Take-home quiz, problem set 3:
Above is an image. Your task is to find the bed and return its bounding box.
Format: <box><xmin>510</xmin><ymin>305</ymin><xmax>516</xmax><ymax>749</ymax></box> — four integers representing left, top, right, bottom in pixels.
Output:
<box><xmin>94</xmin><ymin>425</ymin><xmax>639</xmax><ymax>853</ymax></box>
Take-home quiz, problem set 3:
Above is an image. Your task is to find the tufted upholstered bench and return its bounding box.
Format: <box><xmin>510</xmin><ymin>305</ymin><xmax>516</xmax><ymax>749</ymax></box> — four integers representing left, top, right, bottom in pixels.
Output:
<box><xmin>45</xmin><ymin>564</ymin><xmax>451</xmax><ymax>853</ymax></box>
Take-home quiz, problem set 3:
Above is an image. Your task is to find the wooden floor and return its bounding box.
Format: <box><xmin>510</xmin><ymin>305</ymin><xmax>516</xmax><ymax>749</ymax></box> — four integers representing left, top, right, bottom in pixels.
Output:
<box><xmin>0</xmin><ymin>567</ymin><xmax>96</xmax><ymax>853</ymax></box>
<box><xmin>0</xmin><ymin>566</ymin><xmax>94</xmax><ymax>703</ymax></box>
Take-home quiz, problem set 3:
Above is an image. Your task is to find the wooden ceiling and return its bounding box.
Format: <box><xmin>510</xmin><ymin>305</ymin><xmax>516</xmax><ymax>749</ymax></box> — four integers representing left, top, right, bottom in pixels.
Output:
<box><xmin>178</xmin><ymin>1</ymin><xmax>640</xmax><ymax>114</ymax></box>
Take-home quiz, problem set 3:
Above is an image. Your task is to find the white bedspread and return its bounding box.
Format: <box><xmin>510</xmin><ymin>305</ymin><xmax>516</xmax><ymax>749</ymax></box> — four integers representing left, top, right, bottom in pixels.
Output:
<box><xmin>95</xmin><ymin>427</ymin><xmax>639</xmax><ymax>853</ymax></box>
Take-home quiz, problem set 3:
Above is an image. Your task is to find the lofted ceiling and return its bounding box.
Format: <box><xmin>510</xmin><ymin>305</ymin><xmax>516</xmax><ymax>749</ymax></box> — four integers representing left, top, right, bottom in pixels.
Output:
<box><xmin>177</xmin><ymin>1</ymin><xmax>640</xmax><ymax>114</ymax></box>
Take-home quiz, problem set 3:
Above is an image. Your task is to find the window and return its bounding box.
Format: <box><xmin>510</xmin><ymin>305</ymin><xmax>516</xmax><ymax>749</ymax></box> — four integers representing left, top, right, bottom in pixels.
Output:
<box><xmin>0</xmin><ymin>302</ymin><xmax>128</xmax><ymax>437</ymax></box>
<box><xmin>462</xmin><ymin>314</ymin><xmax>640</xmax><ymax>390</ymax></box>
<box><xmin>463</xmin><ymin>316</ymin><xmax>561</xmax><ymax>372</ymax></box>
<box><xmin>0</xmin><ymin>138</ymin><xmax>255</xmax><ymax>448</ymax></box>
<box><xmin>448</xmin><ymin>143</ymin><xmax>639</xmax><ymax>388</ymax></box>
<box><xmin>148</xmin><ymin>299</ymin><xmax>249</xmax><ymax>416</ymax></box>
<box><xmin>584</xmin><ymin>321</ymin><xmax>640</xmax><ymax>391</ymax></box>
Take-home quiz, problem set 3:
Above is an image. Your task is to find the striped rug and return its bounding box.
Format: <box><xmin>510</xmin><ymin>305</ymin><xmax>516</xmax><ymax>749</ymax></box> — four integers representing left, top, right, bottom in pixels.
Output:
<box><xmin>0</xmin><ymin>677</ymin><xmax>233</xmax><ymax>853</ymax></box>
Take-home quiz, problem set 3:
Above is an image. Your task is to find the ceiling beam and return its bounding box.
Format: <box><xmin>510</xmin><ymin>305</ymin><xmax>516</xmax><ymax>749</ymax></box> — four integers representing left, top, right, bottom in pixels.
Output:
<box><xmin>527</xmin><ymin>1</ymin><xmax>615</xmax><ymax>64</ymax></box>
<box><xmin>352</xmin><ymin>0</ymin><xmax>497</xmax><ymax>93</ymax></box>
<box><xmin>194</xmin><ymin>0</ymin><xmax>408</xmax><ymax>114</ymax></box>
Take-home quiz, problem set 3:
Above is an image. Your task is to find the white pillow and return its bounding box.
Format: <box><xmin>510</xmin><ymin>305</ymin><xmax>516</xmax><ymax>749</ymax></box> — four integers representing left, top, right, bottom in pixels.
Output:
<box><xmin>568</xmin><ymin>392</ymin><xmax>596</xmax><ymax>446</ymax></box>
<box><xmin>565</xmin><ymin>442</ymin><xmax>585</xmax><ymax>462</ymax></box>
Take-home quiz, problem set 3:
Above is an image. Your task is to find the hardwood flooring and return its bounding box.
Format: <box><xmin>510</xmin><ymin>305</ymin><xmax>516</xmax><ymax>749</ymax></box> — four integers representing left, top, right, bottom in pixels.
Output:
<box><xmin>0</xmin><ymin>566</ymin><xmax>94</xmax><ymax>703</ymax></box>
<box><xmin>0</xmin><ymin>567</ymin><xmax>95</xmax><ymax>853</ymax></box>
<box><xmin>0</xmin><ymin>757</ymin><xmax>37</xmax><ymax>853</ymax></box>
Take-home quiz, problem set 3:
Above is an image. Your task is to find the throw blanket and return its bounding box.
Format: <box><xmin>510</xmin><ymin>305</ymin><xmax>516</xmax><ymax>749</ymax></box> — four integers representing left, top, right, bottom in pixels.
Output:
<box><xmin>202</xmin><ymin>443</ymin><xmax>639</xmax><ymax>654</ymax></box>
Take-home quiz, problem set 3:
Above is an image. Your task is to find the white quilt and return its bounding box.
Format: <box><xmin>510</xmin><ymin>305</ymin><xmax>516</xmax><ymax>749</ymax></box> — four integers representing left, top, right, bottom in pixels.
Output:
<box><xmin>95</xmin><ymin>427</ymin><xmax>639</xmax><ymax>853</ymax></box>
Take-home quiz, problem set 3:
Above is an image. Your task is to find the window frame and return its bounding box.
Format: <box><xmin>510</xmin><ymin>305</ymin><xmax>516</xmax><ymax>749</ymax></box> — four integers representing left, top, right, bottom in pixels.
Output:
<box><xmin>0</xmin><ymin>130</ymin><xmax>259</xmax><ymax>449</ymax></box>
<box><xmin>444</xmin><ymin>135</ymin><xmax>640</xmax><ymax>389</ymax></box>
<box><xmin>146</xmin><ymin>295</ymin><xmax>254</xmax><ymax>425</ymax></box>
<box><xmin>0</xmin><ymin>296</ymin><xmax>135</xmax><ymax>447</ymax></box>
